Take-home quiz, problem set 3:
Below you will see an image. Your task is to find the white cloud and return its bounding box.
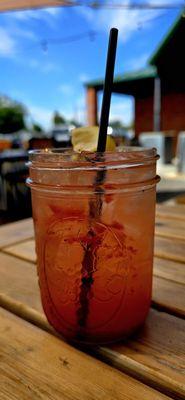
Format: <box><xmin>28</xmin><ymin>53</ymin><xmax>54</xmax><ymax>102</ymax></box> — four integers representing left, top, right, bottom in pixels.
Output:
<box><xmin>58</xmin><ymin>84</ymin><xmax>74</xmax><ymax>95</ymax></box>
<box><xmin>25</xmin><ymin>93</ymin><xmax>131</xmax><ymax>129</ymax></box>
<box><xmin>110</xmin><ymin>107</ymin><xmax>133</xmax><ymax>126</ymax></box>
<box><xmin>77</xmin><ymin>1</ymin><xmax>169</xmax><ymax>42</ymax></box>
<box><xmin>98</xmin><ymin>95</ymin><xmax>134</xmax><ymax>125</ymax></box>
<box><xmin>79</xmin><ymin>73</ymin><xmax>90</xmax><ymax>83</ymax></box>
<box><xmin>124</xmin><ymin>52</ymin><xmax>150</xmax><ymax>71</ymax></box>
<box><xmin>12</xmin><ymin>25</ymin><xmax>37</xmax><ymax>40</ymax></box>
<box><xmin>42</xmin><ymin>61</ymin><xmax>59</xmax><ymax>73</ymax></box>
<box><xmin>0</xmin><ymin>27</ymin><xmax>16</xmax><ymax>57</ymax></box>
<box><xmin>27</xmin><ymin>59</ymin><xmax>59</xmax><ymax>73</ymax></box>
<box><xmin>70</xmin><ymin>91</ymin><xmax>134</xmax><ymax>126</ymax></box>
<box><xmin>27</xmin><ymin>99</ymin><xmax>86</xmax><ymax>129</ymax></box>
<box><xmin>44</xmin><ymin>7</ymin><xmax>60</xmax><ymax>16</ymax></box>
<box><xmin>76</xmin><ymin>95</ymin><xmax>85</xmax><ymax>107</ymax></box>
<box><xmin>0</xmin><ymin>22</ymin><xmax>37</xmax><ymax>59</ymax></box>
<box><xmin>27</xmin><ymin>59</ymin><xmax>39</xmax><ymax>68</ymax></box>
<box><xmin>148</xmin><ymin>0</ymin><xmax>177</xmax><ymax>5</ymax></box>
<box><xmin>28</xmin><ymin>104</ymin><xmax>54</xmax><ymax>128</ymax></box>
<box><xmin>11</xmin><ymin>6</ymin><xmax>61</xmax><ymax>28</ymax></box>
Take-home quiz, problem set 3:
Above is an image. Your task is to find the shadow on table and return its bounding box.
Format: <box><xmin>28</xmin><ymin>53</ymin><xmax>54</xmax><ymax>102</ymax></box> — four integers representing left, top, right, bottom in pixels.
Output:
<box><xmin>157</xmin><ymin>191</ymin><xmax>185</xmax><ymax>203</ymax></box>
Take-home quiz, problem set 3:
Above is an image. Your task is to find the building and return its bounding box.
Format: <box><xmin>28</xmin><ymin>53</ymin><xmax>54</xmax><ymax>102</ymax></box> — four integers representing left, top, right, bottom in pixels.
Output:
<box><xmin>85</xmin><ymin>12</ymin><xmax>185</xmax><ymax>145</ymax></box>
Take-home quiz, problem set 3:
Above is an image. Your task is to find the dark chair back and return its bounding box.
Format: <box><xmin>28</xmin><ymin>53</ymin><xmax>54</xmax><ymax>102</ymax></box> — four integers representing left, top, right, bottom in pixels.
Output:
<box><xmin>28</xmin><ymin>137</ymin><xmax>54</xmax><ymax>150</ymax></box>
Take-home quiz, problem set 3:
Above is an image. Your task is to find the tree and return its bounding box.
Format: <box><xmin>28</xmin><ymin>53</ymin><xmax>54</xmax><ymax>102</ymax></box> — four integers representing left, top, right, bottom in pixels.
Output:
<box><xmin>32</xmin><ymin>123</ymin><xmax>43</xmax><ymax>132</ymax></box>
<box><xmin>53</xmin><ymin>111</ymin><xmax>66</xmax><ymax>125</ymax></box>
<box><xmin>110</xmin><ymin>120</ymin><xmax>124</xmax><ymax>129</ymax></box>
<box><xmin>69</xmin><ymin>119</ymin><xmax>81</xmax><ymax>128</ymax></box>
<box><xmin>0</xmin><ymin>96</ymin><xmax>26</xmax><ymax>133</ymax></box>
<box><xmin>110</xmin><ymin>119</ymin><xmax>134</xmax><ymax>130</ymax></box>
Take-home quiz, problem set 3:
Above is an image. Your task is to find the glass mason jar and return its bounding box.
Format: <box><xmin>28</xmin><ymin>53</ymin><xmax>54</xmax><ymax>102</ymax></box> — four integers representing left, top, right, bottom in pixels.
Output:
<box><xmin>27</xmin><ymin>148</ymin><xmax>159</xmax><ymax>344</ymax></box>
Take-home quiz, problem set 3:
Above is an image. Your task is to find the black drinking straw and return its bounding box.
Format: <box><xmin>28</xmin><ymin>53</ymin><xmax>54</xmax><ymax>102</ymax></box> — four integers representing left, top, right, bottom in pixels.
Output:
<box><xmin>77</xmin><ymin>28</ymin><xmax>118</xmax><ymax>338</ymax></box>
<box><xmin>97</xmin><ymin>28</ymin><xmax>118</xmax><ymax>152</ymax></box>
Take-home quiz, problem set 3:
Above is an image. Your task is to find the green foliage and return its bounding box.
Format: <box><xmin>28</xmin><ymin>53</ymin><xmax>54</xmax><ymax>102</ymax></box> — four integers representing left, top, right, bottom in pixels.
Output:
<box><xmin>110</xmin><ymin>120</ymin><xmax>124</xmax><ymax>129</ymax></box>
<box><xmin>32</xmin><ymin>123</ymin><xmax>43</xmax><ymax>132</ymax></box>
<box><xmin>110</xmin><ymin>119</ymin><xmax>134</xmax><ymax>130</ymax></box>
<box><xmin>0</xmin><ymin>96</ymin><xmax>26</xmax><ymax>133</ymax></box>
<box><xmin>53</xmin><ymin>111</ymin><xmax>66</xmax><ymax>125</ymax></box>
<box><xmin>69</xmin><ymin>119</ymin><xmax>81</xmax><ymax>127</ymax></box>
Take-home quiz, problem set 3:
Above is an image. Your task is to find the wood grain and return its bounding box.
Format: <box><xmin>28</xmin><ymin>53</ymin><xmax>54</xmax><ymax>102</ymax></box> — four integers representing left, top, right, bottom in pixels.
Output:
<box><xmin>0</xmin><ymin>296</ymin><xmax>183</xmax><ymax>399</ymax></box>
<box><xmin>154</xmin><ymin>236</ymin><xmax>185</xmax><ymax>263</ymax></box>
<box><xmin>0</xmin><ymin>253</ymin><xmax>41</xmax><ymax>312</ymax></box>
<box><xmin>152</xmin><ymin>276</ymin><xmax>185</xmax><ymax>318</ymax></box>
<box><xmin>0</xmin><ymin>248</ymin><xmax>184</xmax><ymax>319</ymax></box>
<box><xmin>0</xmin><ymin>254</ymin><xmax>184</xmax><ymax>399</ymax></box>
<box><xmin>154</xmin><ymin>257</ymin><xmax>185</xmax><ymax>285</ymax></box>
<box><xmin>155</xmin><ymin>217</ymin><xmax>185</xmax><ymax>241</ymax></box>
<box><xmin>3</xmin><ymin>239</ymin><xmax>36</xmax><ymax>263</ymax></box>
<box><xmin>0</xmin><ymin>208</ymin><xmax>184</xmax><ymax>399</ymax></box>
<box><xmin>0</xmin><ymin>218</ymin><xmax>33</xmax><ymax>249</ymax></box>
<box><xmin>0</xmin><ymin>307</ymin><xmax>171</xmax><ymax>400</ymax></box>
<box><xmin>156</xmin><ymin>205</ymin><xmax>185</xmax><ymax>221</ymax></box>
<box><xmin>99</xmin><ymin>309</ymin><xmax>185</xmax><ymax>400</ymax></box>
<box><xmin>2</xmin><ymin>217</ymin><xmax>185</xmax><ymax>266</ymax></box>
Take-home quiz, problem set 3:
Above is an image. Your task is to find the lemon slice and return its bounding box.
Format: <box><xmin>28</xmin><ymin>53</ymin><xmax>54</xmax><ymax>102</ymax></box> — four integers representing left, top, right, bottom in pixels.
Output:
<box><xmin>71</xmin><ymin>126</ymin><xmax>116</xmax><ymax>152</ymax></box>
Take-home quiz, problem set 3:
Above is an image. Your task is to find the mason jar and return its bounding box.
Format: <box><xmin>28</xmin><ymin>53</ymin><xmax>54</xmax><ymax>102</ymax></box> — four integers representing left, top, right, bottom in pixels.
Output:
<box><xmin>27</xmin><ymin>148</ymin><xmax>159</xmax><ymax>344</ymax></box>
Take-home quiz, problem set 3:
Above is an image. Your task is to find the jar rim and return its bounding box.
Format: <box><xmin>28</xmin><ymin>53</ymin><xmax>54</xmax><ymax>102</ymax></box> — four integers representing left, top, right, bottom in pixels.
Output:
<box><xmin>28</xmin><ymin>146</ymin><xmax>159</xmax><ymax>171</ymax></box>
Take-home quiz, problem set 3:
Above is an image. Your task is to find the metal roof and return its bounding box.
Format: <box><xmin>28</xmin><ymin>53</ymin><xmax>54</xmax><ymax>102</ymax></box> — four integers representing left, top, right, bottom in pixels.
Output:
<box><xmin>85</xmin><ymin>11</ymin><xmax>185</xmax><ymax>90</ymax></box>
<box><xmin>85</xmin><ymin>66</ymin><xmax>157</xmax><ymax>89</ymax></box>
<box><xmin>0</xmin><ymin>1</ymin><xmax>70</xmax><ymax>12</ymax></box>
<box><xmin>149</xmin><ymin>12</ymin><xmax>185</xmax><ymax>65</ymax></box>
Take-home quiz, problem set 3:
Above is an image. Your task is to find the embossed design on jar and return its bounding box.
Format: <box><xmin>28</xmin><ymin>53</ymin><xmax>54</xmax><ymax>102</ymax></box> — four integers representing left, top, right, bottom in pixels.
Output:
<box><xmin>43</xmin><ymin>216</ymin><xmax>135</xmax><ymax>331</ymax></box>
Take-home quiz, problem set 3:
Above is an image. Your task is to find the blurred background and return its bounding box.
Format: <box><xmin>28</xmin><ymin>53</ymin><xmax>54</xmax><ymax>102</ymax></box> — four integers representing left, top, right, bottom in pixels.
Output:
<box><xmin>0</xmin><ymin>0</ymin><xmax>185</xmax><ymax>224</ymax></box>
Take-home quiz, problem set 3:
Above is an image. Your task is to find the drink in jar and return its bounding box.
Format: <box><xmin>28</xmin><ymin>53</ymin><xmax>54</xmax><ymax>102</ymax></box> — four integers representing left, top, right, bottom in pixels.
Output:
<box><xmin>28</xmin><ymin>148</ymin><xmax>159</xmax><ymax>344</ymax></box>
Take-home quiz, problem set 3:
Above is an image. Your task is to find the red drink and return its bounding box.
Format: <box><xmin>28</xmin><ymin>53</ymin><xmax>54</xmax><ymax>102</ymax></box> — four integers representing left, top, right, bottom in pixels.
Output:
<box><xmin>28</xmin><ymin>148</ymin><xmax>159</xmax><ymax>344</ymax></box>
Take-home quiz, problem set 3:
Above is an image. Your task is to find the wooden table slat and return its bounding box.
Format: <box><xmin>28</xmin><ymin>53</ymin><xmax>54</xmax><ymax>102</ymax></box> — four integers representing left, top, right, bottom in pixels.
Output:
<box><xmin>0</xmin><ymin>205</ymin><xmax>184</xmax><ymax>400</ymax></box>
<box><xmin>154</xmin><ymin>236</ymin><xmax>185</xmax><ymax>263</ymax></box>
<box><xmin>3</xmin><ymin>229</ymin><xmax>185</xmax><ymax>266</ymax></box>
<box><xmin>154</xmin><ymin>257</ymin><xmax>185</xmax><ymax>285</ymax></box>
<box><xmin>103</xmin><ymin>308</ymin><xmax>185</xmax><ymax>400</ymax></box>
<box><xmin>0</xmin><ymin>247</ymin><xmax>185</xmax><ymax>317</ymax></box>
<box><xmin>0</xmin><ymin>218</ymin><xmax>33</xmax><ymax>249</ymax></box>
<box><xmin>156</xmin><ymin>205</ymin><xmax>185</xmax><ymax>221</ymax></box>
<box><xmin>0</xmin><ymin>253</ymin><xmax>42</xmax><ymax>313</ymax></box>
<box><xmin>0</xmin><ymin>253</ymin><xmax>184</xmax><ymax>399</ymax></box>
<box><xmin>155</xmin><ymin>216</ymin><xmax>185</xmax><ymax>241</ymax></box>
<box><xmin>0</xmin><ymin>308</ymin><xmax>171</xmax><ymax>400</ymax></box>
<box><xmin>3</xmin><ymin>239</ymin><xmax>36</xmax><ymax>263</ymax></box>
<box><xmin>152</xmin><ymin>276</ymin><xmax>185</xmax><ymax>318</ymax></box>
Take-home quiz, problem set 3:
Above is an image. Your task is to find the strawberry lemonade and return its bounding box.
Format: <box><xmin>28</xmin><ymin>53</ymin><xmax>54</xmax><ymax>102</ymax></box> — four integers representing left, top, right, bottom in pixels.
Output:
<box><xmin>28</xmin><ymin>145</ymin><xmax>159</xmax><ymax>344</ymax></box>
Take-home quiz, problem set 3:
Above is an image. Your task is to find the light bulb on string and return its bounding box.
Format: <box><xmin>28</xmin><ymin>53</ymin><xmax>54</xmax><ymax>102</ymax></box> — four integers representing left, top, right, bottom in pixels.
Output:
<box><xmin>41</xmin><ymin>40</ymin><xmax>48</xmax><ymax>53</ymax></box>
<box><xmin>89</xmin><ymin>30</ymin><xmax>96</xmax><ymax>41</ymax></box>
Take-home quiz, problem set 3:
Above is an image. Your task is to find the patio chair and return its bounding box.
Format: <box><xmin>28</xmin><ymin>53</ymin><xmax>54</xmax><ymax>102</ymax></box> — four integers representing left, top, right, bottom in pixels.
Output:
<box><xmin>139</xmin><ymin>132</ymin><xmax>165</xmax><ymax>163</ymax></box>
<box><xmin>0</xmin><ymin>139</ymin><xmax>12</xmax><ymax>151</ymax></box>
<box><xmin>0</xmin><ymin>161</ymin><xmax>31</xmax><ymax>217</ymax></box>
<box><xmin>28</xmin><ymin>137</ymin><xmax>54</xmax><ymax>150</ymax></box>
<box><xmin>177</xmin><ymin>132</ymin><xmax>185</xmax><ymax>173</ymax></box>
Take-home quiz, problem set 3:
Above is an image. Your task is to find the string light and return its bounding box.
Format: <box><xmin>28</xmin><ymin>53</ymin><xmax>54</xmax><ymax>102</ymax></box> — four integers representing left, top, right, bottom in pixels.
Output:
<box><xmin>14</xmin><ymin>2</ymin><xmax>185</xmax><ymax>54</ymax></box>
<box><xmin>20</xmin><ymin>30</ymin><xmax>98</xmax><ymax>54</ymax></box>
<box><xmin>68</xmin><ymin>1</ymin><xmax>185</xmax><ymax>10</ymax></box>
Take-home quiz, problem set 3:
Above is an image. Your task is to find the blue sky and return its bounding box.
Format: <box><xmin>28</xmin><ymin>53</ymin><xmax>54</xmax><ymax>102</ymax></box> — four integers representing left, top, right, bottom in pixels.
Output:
<box><xmin>0</xmin><ymin>1</ymin><xmax>182</xmax><ymax>129</ymax></box>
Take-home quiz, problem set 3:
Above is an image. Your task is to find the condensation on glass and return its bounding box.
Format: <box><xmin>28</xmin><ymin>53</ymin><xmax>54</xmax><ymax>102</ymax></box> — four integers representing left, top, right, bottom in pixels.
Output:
<box><xmin>27</xmin><ymin>147</ymin><xmax>160</xmax><ymax>344</ymax></box>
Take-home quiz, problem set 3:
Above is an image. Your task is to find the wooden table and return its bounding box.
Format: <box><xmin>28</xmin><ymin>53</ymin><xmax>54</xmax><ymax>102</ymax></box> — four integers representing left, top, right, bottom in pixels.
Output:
<box><xmin>0</xmin><ymin>204</ymin><xmax>184</xmax><ymax>400</ymax></box>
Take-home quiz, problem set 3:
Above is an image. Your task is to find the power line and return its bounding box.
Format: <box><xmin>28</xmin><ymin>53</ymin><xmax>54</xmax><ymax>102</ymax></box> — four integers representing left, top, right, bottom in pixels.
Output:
<box><xmin>14</xmin><ymin>2</ymin><xmax>185</xmax><ymax>54</ymax></box>
<box><xmin>41</xmin><ymin>30</ymin><xmax>97</xmax><ymax>45</ymax></box>
<box><xmin>18</xmin><ymin>10</ymin><xmax>177</xmax><ymax>54</ymax></box>
<box><xmin>20</xmin><ymin>30</ymin><xmax>98</xmax><ymax>53</ymax></box>
<box><xmin>70</xmin><ymin>1</ymin><xmax>185</xmax><ymax>10</ymax></box>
